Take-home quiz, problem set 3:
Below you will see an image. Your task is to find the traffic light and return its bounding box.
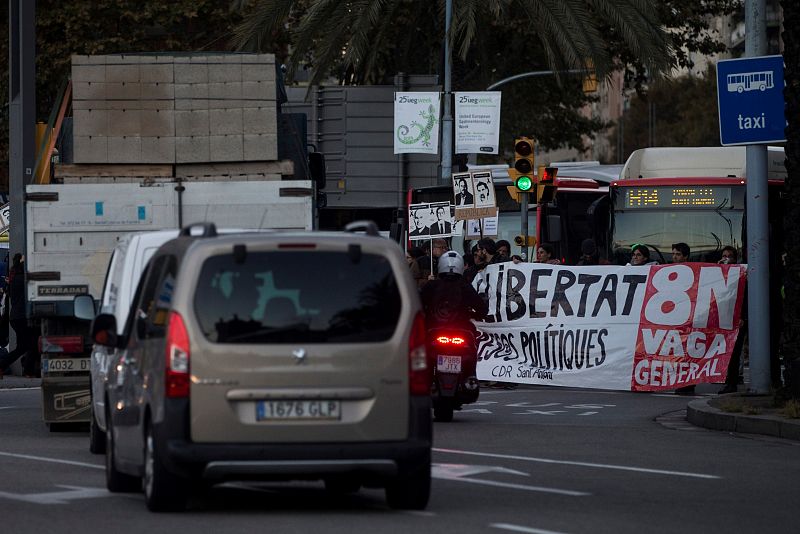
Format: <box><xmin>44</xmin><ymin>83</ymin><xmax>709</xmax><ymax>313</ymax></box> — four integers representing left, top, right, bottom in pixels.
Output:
<box><xmin>514</xmin><ymin>235</ymin><xmax>537</xmax><ymax>247</ymax></box>
<box><xmin>536</xmin><ymin>165</ymin><xmax>558</xmax><ymax>204</ymax></box>
<box><xmin>512</xmin><ymin>137</ymin><xmax>535</xmax><ymax>192</ymax></box>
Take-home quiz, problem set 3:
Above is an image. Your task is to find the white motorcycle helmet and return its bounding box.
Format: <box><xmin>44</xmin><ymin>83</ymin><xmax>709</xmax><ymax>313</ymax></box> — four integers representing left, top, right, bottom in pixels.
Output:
<box><xmin>437</xmin><ymin>251</ymin><xmax>464</xmax><ymax>276</ymax></box>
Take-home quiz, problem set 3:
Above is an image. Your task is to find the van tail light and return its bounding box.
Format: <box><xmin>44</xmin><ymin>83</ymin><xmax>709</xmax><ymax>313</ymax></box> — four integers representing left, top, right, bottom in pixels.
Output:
<box><xmin>39</xmin><ymin>335</ymin><xmax>84</xmax><ymax>354</ymax></box>
<box><xmin>408</xmin><ymin>311</ymin><xmax>430</xmax><ymax>396</ymax></box>
<box><xmin>165</xmin><ymin>311</ymin><xmax>190</xmax><ymax>399</ymax></box>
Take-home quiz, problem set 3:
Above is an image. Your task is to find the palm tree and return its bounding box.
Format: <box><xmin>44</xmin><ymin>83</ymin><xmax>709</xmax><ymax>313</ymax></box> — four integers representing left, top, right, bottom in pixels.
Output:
<box><xmin>781</xmin><ymin>0</ymin><xmax>799</xmax><ymax>398</ymax></box>
<box><xmin>231</xmin><ymin>0</ymin><xmax>673</xmax><ymax>87</ymax></box>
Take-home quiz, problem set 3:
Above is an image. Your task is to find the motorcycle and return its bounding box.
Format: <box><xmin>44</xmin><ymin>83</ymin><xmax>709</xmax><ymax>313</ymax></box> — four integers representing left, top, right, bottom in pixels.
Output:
<box><xmin>428</xmin><ymin>327</ymin><xmax>480</xmax><ymax>422</ymax></box>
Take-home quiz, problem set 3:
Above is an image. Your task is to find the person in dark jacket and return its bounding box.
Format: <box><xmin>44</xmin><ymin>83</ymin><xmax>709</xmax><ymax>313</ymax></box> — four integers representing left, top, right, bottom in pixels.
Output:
<box><xmin>421</xmin><ymin>250</ymin><xmax>489</xmax><ymax>383</ymax></box>
<box><xmin>420</xmin><ymin>251</ymin><xmax>488</xmax><ymax>333</ymax></box>
<box><xmin>0</xmin><ymin>254</ymin><xmax>37</xmax><ymax>378</ymax></box>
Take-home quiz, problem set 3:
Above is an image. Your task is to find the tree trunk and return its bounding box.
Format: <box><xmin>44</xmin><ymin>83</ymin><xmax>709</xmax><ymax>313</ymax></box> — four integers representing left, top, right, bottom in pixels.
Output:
<box><xmin>781</xmin><ymin>0</ymin><xmax>800</xmax><ymax>398</ymax></box>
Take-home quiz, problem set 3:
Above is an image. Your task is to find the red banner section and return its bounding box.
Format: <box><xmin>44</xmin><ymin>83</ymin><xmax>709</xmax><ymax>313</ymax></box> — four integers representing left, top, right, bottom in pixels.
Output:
<box><xmin>631</xmin><ymin>264</ymin><xmax>746</xmax><ymax>391</ymax></box>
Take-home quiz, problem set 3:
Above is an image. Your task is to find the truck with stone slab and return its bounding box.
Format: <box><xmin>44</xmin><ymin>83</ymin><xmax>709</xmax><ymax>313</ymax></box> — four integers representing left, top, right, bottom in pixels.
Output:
<box><xmin>25</xmin><ymin>53</ymin><xmax>315</xmax><ymax>428</ymax></box>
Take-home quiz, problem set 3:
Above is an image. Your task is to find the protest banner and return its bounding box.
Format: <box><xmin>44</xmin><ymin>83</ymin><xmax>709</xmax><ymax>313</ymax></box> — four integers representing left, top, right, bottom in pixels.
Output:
<box><xmin>473</xmin><ymin>262</ymin><xmax>746</xmax><ymax>391</ymax></box>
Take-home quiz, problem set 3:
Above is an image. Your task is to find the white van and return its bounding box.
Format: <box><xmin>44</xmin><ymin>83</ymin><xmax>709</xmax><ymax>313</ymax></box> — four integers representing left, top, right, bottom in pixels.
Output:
<box><xmin>87</xmin><ymin>230</ymin><xmax>179</xmax><ymax>453</ymax></box>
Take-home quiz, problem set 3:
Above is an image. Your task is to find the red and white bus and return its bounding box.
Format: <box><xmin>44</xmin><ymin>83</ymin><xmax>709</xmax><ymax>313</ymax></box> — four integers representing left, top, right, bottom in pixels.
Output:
<box><xmin>609</xmin><ymin>146</ymin><xmax>786</xmax><ymax>265</ymax></box>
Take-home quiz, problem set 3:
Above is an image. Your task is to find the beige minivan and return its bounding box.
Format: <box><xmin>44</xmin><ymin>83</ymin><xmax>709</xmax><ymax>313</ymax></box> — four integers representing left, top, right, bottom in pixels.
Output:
<box><xmin>90</xmin><ymin>223</ymin><xmax>432</xmax><ymax>512</ymax></box>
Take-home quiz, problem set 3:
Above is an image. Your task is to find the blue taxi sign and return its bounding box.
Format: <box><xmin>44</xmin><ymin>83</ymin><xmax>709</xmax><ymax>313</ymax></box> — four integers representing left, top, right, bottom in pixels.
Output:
<box><xmin>716</xmin><ymin>55</ymin><xmax>786</xmax><ymax>146</ymax></box>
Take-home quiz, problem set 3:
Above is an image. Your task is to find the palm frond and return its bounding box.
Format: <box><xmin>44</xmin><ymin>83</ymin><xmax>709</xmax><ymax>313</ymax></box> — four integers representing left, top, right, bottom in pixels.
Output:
<box><xmin>231</xmin><ymin>0</ymin><xmax>296</xmax><ymax>52</ymax></box>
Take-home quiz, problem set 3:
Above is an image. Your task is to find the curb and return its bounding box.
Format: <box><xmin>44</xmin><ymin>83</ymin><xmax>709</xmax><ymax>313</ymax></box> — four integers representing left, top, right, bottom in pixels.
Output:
<box><xmin>687</xmin><ymin>397</ymin><xmax>800</xmax><ymax>441</ymax></box>
<box><xmin>0</xmin><ymin>376</ymin><xmax>42</xmax><ymax>390</ymax></box>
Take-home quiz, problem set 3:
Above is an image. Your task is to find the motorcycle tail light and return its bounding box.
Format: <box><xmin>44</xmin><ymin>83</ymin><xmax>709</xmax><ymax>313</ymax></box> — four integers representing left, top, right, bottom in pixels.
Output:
<box><xmin>434</xmin><ymin>335</ymin><xmax>466</xmax><ymax>346</ymax></box>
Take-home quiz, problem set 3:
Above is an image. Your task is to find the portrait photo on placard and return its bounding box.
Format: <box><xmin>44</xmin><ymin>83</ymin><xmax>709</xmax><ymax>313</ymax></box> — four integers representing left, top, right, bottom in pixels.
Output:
<box><xmin>429</xmin><ymin>202</ymin><xmax>453</xmax><ymax>238</ymax></box>
<box><xmin>474</xmin><ymin>175</ymin><xmax>495</xmax><ymax>208</ymax></box>
<box><xmin>450</xmin><ymin>205</ymin><xmax>464</xmax><ymax>236</ymax></box>
<box><xmin>453</xmin><ymin>174</ymin><xmax>475</xmax><ymax>207</ymax></box>
<box><xmin>408</xmin><ymin>203</ymin><xmax>433</xmax><ymax>239</ymax></box>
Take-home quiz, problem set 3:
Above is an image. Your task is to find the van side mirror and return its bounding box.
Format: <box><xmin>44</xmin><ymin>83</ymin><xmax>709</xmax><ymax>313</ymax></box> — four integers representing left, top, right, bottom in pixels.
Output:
<box><xmin>74</xmin><ymin>294</ymin><xmax>97</xmax><ymax>321</ymax></box>
<box><xmin>91</xmin><ymin>313</ymin><xmax>118</xmax><ymax>348</ymax></box>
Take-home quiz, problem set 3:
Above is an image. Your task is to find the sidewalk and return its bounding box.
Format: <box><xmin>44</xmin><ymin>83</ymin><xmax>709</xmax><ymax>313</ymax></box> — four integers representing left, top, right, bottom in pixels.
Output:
<box><xmin>0</xmin><ymin>374</ymin><xmax>42</xmax><ymax>389</ymax></box>
<box><xmin>687</xmin><ymin>392</ymin><xmax>800</xmax><ymax>442</ymax></box>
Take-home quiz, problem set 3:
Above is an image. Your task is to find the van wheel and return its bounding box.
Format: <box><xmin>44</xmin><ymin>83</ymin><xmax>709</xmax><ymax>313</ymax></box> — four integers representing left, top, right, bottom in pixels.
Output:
<box><xmin>434</xmin><ymin>401</ymin><xmax>454</xmax><ymax>422</ymax></box>
<box><xmin>144</xmin><ymin>422</ymin><xmax>187</xmax><ymax>512</ymax></box>
<box><xmin>89</xmin><ymin>406</ymin><xmax>106</xmax><ymax>454</ymax></box>
<box><xmin>105</xmin><ymin>411</ymin><xmax>140</xmax><ymax>493</ymax></box>
<box><xmin>385</xmin><ymin>456</ymin><xmax>431</xmax><ymax>510</ymax></box>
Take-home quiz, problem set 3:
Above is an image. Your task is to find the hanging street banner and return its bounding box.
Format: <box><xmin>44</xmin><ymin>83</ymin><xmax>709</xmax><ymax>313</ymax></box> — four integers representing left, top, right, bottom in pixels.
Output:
<box><xmin>394</xmin><ymin>92</ymin><xmax>441</xmax><ymax>154</ymax></box>
<box><xmin>0</xmin><ymin>202</ymin><xmax>9</xmax><ymax>234</ymax></box>
<box><xmin>455</xmin><ymin>91</ymin><xmax>502</xmax><ymax>154</ymax></box>
<box><xmin>473</xmin><ymin>263</ymin><xmax>746</xmax><ymax>391</ymax></box>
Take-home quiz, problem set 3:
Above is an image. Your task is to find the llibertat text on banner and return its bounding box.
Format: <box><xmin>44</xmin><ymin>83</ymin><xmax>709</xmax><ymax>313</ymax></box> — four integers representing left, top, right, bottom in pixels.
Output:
<box><xmin>473</xmin><ymin>263</ymin><xmax>746</xmax><ymax>392</ymax></box>
<box><xmin>455</xmin><ymin>92</ymin><xmax>502</xmax><ymax>154</ymax></box>
<box><xmin>394</xmin><ymin>92</ymin><xmax>441</xmax><ymax>154</ymax></box>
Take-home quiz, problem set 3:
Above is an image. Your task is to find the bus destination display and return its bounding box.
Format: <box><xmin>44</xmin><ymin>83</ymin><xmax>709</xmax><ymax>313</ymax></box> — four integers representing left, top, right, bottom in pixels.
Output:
<box><xmin>624</xmin><ymin>186</ymin><xmax>732</xmax><ymax>209</ymax></box>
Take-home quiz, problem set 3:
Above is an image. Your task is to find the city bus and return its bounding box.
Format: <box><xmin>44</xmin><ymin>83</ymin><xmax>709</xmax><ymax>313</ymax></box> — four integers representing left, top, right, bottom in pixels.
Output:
<box><xmin>409</xmin><ymin>162</ymin><xmax>621</xmax><ymax>263</ymax></box>
<box><xmin>608</xmin><ymin>146</ymin><xmax>786</xmax><ymax>265</ymax></box>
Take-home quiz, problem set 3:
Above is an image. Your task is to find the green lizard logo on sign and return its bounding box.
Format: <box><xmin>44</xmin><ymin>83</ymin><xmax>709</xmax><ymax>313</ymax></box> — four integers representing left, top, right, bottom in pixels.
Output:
<box><xmin>397</xmin><ymin>105</ymin><xmax>438</xmax><ymax>146</ymax></box>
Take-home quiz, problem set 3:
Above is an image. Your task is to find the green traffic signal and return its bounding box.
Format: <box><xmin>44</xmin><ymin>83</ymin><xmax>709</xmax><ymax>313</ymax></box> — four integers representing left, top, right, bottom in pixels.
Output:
<box><xmin>516</xmin><ymin>175</ymin><xmax>533</xmax><ymax>192</ymax></box>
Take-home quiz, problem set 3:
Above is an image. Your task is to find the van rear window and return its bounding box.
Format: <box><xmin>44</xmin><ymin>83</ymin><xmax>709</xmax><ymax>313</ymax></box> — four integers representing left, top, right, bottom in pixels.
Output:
<box><xmin>194</xmin><ymin>251</ymin><xmax>402</xmax><ymax>343</ymax></box>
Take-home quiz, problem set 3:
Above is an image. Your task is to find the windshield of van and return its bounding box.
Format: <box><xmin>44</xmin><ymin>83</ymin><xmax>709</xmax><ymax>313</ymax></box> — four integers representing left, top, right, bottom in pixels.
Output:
<box><xmin>194</xmin><ymin>250</ymin><xmax>401</xmax><ymax>343</ymax></box>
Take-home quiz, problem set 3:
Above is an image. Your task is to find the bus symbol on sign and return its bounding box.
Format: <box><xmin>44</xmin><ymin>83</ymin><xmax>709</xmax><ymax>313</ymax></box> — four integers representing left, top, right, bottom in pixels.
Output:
<box><xmin>726</xmin><ymin>71</ymin><xmax>774</xmax><ymax>93</ymax></box>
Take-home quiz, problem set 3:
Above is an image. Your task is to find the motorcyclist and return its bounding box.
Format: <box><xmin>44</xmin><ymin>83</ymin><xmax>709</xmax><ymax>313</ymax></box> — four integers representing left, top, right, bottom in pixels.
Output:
<box><xmin>420</xmin><ymin>250</ymin><xmax>488</xmax><ymax>338</ymax></box>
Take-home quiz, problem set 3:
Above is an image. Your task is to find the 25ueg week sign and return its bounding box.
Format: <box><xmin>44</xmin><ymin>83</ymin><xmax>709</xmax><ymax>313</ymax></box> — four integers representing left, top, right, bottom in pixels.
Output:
<box><xmin>473</xmin><ymin>263</ymin><xmax>745</xmax><ymax>391</ymax></box>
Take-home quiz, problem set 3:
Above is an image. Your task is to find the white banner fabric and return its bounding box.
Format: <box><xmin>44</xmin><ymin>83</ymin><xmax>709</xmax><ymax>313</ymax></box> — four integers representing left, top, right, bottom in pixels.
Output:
<box><xmin>394</xmin><ymin>92</ymin><xmax>441</xmax><ymax>154</ymax></box>
<box><xmin>474</xmin><ymin>263</ymin><xmax>746</xmax><ymax>392</ymax></box>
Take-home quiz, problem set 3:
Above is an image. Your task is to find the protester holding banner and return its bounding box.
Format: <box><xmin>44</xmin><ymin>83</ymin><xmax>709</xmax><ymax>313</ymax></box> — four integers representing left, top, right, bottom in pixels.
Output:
<box><xmin>426</xmin><ymin>239</ymin><xmax>451</xmax><ymax>283</ymax></box>
<box><xmin>719</xmin><ymin>246</ymin><xmax>746</xmax><ymax>394</ymax></box>
<box><xmin>627</xmin><ymin>244</ymin><xmax>658</xmax><ymax>266</ymax></box>
<box><xmin>464</xmin><ymin>245</ymin><xmax>484</xmax><ymax>283</ymax></box>
<box><xmin>577</xmin><ymin>239</ymin><xmax>610</xmax><ymax>266</ymax></box>
<box><xmin>536</xmin><ymin>243</ymin><xmax>561</xmax><ymax>265</ymax></box>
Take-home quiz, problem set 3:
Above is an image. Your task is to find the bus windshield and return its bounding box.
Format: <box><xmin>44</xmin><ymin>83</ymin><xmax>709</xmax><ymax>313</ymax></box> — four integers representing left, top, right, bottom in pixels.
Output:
<box><xmin>612</xmin><ymin>210</ymin><xmax>743</xmax><ymax>264</ymax></box>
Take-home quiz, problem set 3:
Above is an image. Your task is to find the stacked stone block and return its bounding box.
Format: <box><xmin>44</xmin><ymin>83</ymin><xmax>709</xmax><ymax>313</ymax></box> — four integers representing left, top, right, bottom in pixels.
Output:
<box><xmin>72</xmin><ymin>54</ymin><xmax>277</xmax><ymax>164</ymax></box>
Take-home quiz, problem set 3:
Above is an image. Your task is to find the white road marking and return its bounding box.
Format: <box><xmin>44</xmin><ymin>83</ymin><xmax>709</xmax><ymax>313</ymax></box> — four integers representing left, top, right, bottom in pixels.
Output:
<box><xmin>404</xmin><ymin>510</ymin><xmax>437</xmax><ymax>517</ymax></box>
<box><xmin>460</xmin><ymin>408</ymin><xmax>494</xmax><ymax>414</ymax></box>
<box><xmin>0</xmin><ymin>406</ymin><xmax>17</xmax><ymax>410</ymax></box>
<box><xmin>491</xmin><ymin>523</ymin><xmax>570</xmax><ymax>534</ymax></box>
<box><xmin>0</xmin><ymin>485</ymin><xmax>110</xmax><ymax>504</ymax></box>
<box><xmin>441</xmin><ymin>475</ymin><xmax>589</xmax><ymax>496</ymax></box>
<box><xmin>434</xmin><ymin>448</ymin><xmax>721</xmax><ymax>479</ymax></box>
<box><xmin>512</xmin><ymin>410</ymin><xmax>566</xmax><ymax>416</ymax></box>
<box><xmin>433</xmin><ymin>463</ymin><xmax>529</xmax><ymax>478</ymax></box>
<box><xmin>0</xmin><ymin>451</ymin><xmax>104</xmax><ymax>470</ymax></box>
<box><xmin>432</xmin><ymin>463</ymin><xmax>588</xmax><ymax>497</ymax></box>
<box><xmin>0</xmin><ymin>387</ymin><xmax>39</xmax><ymax>392</ymax></box>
